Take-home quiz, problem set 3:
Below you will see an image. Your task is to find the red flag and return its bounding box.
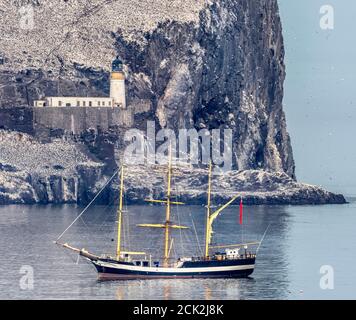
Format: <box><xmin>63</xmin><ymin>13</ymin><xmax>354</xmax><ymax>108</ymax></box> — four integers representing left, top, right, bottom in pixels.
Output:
<box><xmin>239</xmin><ymin>198</ymin><xmax>243</xmax><ymax>225</ymax></box>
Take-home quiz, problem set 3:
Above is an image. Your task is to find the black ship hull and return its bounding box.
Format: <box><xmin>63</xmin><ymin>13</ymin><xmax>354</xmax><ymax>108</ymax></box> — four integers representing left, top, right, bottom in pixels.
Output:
<box><xmin>90</xmin><ymin>258</ymin><xmax>256</xmax><ymax>280</ymax></box>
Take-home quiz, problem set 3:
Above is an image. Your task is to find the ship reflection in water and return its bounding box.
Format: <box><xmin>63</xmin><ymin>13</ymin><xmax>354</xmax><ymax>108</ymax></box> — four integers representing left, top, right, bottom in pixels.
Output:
<box><xmin>113</xmin><ymin>279</ymin><xmax>243</xmax><ymax>300</ymax></box>
<box><xmin>0</xmin><ymin>201</ymin><xmax>356</xmax><ymax>299</ymax></box>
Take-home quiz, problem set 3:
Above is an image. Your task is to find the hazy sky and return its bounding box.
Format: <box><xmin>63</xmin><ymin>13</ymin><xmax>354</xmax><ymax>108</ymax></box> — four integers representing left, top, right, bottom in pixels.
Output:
<box><xmin>278</xmin><ymin>0</ymin><xmax>356</xmax><ymax>196</ymax></box>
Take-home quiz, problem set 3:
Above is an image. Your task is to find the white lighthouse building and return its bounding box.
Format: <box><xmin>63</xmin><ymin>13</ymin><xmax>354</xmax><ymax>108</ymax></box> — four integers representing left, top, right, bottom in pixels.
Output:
<box><xmin>110</xmin><ymin>57</ymin><xmax>126</xmax><ymax>109</ymax></box>
<box><xmin>34</xmin><ymin>57</ymin><xmax>127</xmax><ymax>109</ymax></box>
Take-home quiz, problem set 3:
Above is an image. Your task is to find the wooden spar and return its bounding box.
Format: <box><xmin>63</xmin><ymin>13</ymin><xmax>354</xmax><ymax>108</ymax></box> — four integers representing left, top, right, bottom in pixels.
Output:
<box><xmin>116</xmin><ymin>165</ymin><xmax>124</xmax><ymax>259</ymax></box>
<box><xmin>204</xmin><ymin>162</ymin><xmax>213</xmax><ymax>258</ymax></box>
<box><xmin>54</xmin><ymin>241</ymin><xmax>81</xmax><ymax>253</ymax></box>
<box><xmin>203</xmin><ymin>164</ymin><xmax>242</xmax><ymax>257</ymax></box>
<box><xmin>55</xmin><ymin>241</ymin><xmax>145</xmax><ymax>260</ymax></box>
<box><xmin>167</xmin><ymin>238</ymin><xmax>174</xmax><ymax>261</ymax></box>
<box><xmin>54</xmin><ymin>242</ymin><xmax>100</xmax><ymax>260</ymax></box>
<box><xmin>164</xmin><ymin>145</ymin><xmax>173</xmax><ymax>267</ymax></box>
<box><xmin>137</xmin><ymin>224</ymin><xmax>189</xmax><ymax>229</ymax></box>
<box><xmin>145</xmin><ymin>199</ymin><xmax>185</xmax><ymax>205</ymax></box>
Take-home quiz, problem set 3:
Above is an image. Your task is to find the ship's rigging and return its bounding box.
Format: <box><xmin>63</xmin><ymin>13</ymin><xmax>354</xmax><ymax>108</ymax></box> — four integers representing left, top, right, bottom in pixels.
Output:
<box><xmin>55</xmin><ymin>152</ymin><xmax>261</xmax><ymax>280</ymax></box>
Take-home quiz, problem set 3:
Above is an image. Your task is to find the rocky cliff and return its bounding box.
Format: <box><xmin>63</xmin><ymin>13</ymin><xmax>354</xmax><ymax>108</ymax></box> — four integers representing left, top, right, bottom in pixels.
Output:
<box><xmin>0</xmin><ymin>0</ymin><xmax>294</xmax><ymax>175</ymax></box>
<box><xmin>0</xmin><ymin>130</ymin><xmax>106</xmax><ymax>204</ymax></box>
<box><xmin>119</xmin><ymin>0</ymin><xmax>295</xmax><ymax>177</ymax></box>
<box><xmin>120</xmin><ymin>165</ymin><xmax>346</xmax><ymax>205</ymax></box>
<box><xmin>0</xmin><ymin>0</ymin><xmax>346</xmax><ymax>205</ymax></box>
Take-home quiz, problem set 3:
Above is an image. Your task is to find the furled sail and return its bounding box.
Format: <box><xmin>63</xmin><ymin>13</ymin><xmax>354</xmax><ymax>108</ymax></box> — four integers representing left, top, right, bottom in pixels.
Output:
<box><xmin>206</xmin><ymin>195</ymin><xmax>240</xmax><ymax>248</ymax></box>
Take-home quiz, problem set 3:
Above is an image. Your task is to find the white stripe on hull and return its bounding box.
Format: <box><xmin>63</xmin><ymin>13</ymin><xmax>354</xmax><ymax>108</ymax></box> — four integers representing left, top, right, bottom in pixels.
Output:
<box><xmin>94</xmin><ymin>260</ymin><xmax>255</xmax><ymax>274</ymax></box>
<box><xmin>97</xmin><ymin>273</ymin><xmax>249</xmax><ymax>280</ymax></box>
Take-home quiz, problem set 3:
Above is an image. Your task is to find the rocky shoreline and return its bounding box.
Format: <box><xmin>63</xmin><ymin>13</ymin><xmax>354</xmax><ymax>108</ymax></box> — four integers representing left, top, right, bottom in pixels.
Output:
<box><xmin>0</xmin><ymin>131</ymin><xmax>346</xmax><ymax>205</ymax></box>
<box><xmin>0</xmin><ymin>165</ymin><xmax>347</xmax><ymax>206</ymax></box>
<box><xmin>120</xmin><ymin>165</ymin><xmax>346</xmax><ymax>206</ymax></box>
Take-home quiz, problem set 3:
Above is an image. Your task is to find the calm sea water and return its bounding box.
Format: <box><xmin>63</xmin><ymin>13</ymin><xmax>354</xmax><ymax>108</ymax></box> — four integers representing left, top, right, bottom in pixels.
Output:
<box><xmin>0</xmin><ymin>200</ymin><xmax>355</xmax><ymax>300</ymax></box>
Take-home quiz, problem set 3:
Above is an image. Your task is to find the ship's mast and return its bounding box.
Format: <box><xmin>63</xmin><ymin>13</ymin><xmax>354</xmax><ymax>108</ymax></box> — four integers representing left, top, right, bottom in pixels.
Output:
<box><xmin>163</xmin><ymin>146</ymin><xmax>173</xmax><ymax>267</ymax></box>
<box><xmin>137</xmin><ymin>145</ymin><xmax>189</xmax><ymax>267</ymax></box>
<box><xmin>204</xmin><ymin>162</ymin><xmax>213</xmax><ymax>258</ymax></box>
<box><xmin>116</xmin><ymin>165</ymin><xmax>124</xmax><ymax>259</ymax></box>
<box><xmin>204</xmin><ymin>163</ymin><xmax>241</xmax><ymax>258</ymax></box>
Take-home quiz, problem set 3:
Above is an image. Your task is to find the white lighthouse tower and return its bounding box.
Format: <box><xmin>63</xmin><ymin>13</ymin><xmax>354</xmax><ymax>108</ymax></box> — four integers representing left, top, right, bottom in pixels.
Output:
<box><xmin>110</xmin><ymin>57</ymin><xmax>126</xmax><ymax>109</ymax></box>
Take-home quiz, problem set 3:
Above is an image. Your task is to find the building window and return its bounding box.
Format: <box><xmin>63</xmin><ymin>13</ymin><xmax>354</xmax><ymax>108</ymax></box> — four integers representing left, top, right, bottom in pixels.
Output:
<box><xmin>66</xmin><ymin>103</ymin><xmax>71</xmax><ymax>107</ymax></box>
<box><xmin>58</xmin><ymin>101</ymin><xmax>62</xmax><ymax>107</ymax></box>
<box><xmin>83</xmin><ymin>101</ymin><xmax>86</xmax><ymax>107</ymax></box>
<box><xmin>89</xmin><ymin>101</ymin><xmax>92</xmax><ymax>107</ymax></box>
<box><xmin>108</xmin><ymin>101</ymin><xmax>111</xmax><ymax>106</ymax></box>
<box><xmin>98</xmin><ymin>101</ymin><xmax>101</xmax><ymax>106</ymax></box>
<box><xmin>77</xmin><ymin>101</ymin><xmax>80</xmax><ymax>107</ymax></box>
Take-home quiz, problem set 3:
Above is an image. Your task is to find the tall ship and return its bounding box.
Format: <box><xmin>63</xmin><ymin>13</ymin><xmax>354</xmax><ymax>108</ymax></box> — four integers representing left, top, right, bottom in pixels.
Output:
<box><xmin>55</xmin><ymin>153</ymin><xmax>259</xmax><ymax>280</ymax></box>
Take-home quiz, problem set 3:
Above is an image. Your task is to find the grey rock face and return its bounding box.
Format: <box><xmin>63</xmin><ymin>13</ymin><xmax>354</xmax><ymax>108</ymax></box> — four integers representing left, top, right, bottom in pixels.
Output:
<box><xmin>0</xmin><ymin>66</ymin><xmax>111</xmax><ymax>108</ymax></box>
<box><xmin>118</xmin><ymin>165</ymin><xmax>346</xmax><ymax>205</ymax></box>
<box><xmin>0</xmin><ymin>0</ymin><xmax>345</xmax><ymax>205</ymax></box>
<box><xmin>116</xmin><ymin>0</ymin><xmax>295</xmax><ymax>177</ymax></box>
<box><xmin>0</xmin><ymin>130</ymin><xmax>106</xmax><ymax>204</ymax></box>
<box><xmin>0</xmin><ymin>106</ymin><xmax>34</xmax><ymax>134</ymax></box>
<box><xmin>0</xmin><ymin>0</ymin><xmax>295</xmax><ymax>178</ymax></box>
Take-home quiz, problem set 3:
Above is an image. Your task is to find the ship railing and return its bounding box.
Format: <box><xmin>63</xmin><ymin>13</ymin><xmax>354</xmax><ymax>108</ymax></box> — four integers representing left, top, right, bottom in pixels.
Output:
<box><xmin>159</xmin><ymin>252</ymin><xmax>257</xmax><ymax>267</ymax></box>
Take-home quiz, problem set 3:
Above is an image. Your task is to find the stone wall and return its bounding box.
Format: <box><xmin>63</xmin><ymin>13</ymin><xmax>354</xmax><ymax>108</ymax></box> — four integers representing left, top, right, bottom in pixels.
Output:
<box><xmin>33</xmin><ymin>107</ymin><xmax>133</xmax><ymax>134</ymax></box>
